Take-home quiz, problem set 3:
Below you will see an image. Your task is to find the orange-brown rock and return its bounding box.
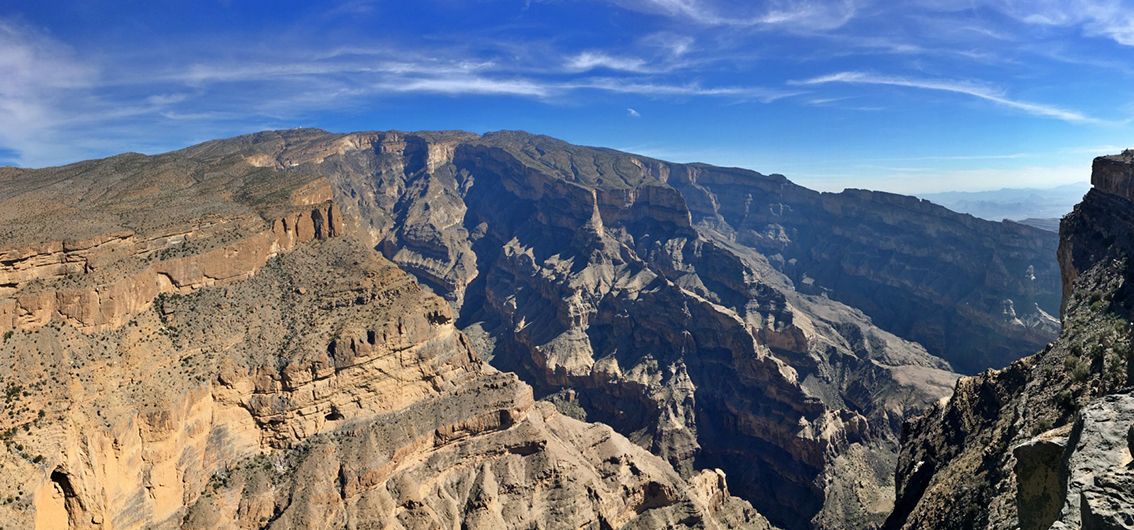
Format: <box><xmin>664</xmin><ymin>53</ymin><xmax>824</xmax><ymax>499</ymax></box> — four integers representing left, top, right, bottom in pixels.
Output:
<box><xmin>0</xmin><ymin>145</ymin><xmax>767</xmax><ymax>530</ymax></box>
<box><xmin>171</xmin><ymin>128</ymin><xmax>1057</xmax><ymax>530</ymax></box>
<box><xmin>0</xmin><ymin>152</ymin><xmax>343</xmax><ymax>334</ymax></box>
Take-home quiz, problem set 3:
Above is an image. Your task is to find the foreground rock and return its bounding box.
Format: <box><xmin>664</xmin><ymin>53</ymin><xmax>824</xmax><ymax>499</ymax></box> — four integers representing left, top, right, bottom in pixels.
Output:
<box><xmin>885</xmin><ymin>150</ymin><xmax>1134</xmax><ymax>529</ymax></box>
<box><xmin>0</xmin><ymin>152</ymin><xmax>766</xmax><ymax>529</ymax></box>
<box><xmin>181</xmin><ymin>129</ymin><xmax>1061</xmax><ymax>528</ymax></box>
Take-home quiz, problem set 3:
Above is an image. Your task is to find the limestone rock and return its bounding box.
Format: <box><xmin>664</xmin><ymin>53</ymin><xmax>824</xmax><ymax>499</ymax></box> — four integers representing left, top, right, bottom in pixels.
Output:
<box><xmin>167</xmin><ymin>128</ymin><xmax>1064</xmax><ymax>529</ymax></box>
<box><xmin>0</xmin><ymin>148</ymin><xmax>766</xmax><ymax>529</ymax></box>
<box><xmin>1013</xmin><ymin>428</ymin><xmax>1069</xmax><ymax>530</ymax></box>
<box><xmin>0</xmin><ymin>127</ymin><xmax>1065</xmax><ymax>530</ymax></box>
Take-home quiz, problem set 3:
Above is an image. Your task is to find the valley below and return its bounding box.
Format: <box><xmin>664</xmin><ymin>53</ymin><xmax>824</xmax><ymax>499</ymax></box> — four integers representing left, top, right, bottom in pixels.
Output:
<box><xmin>1</xmin><ymin>129</ymin><xmax>1129</xmax><ymax>530</ymax></box>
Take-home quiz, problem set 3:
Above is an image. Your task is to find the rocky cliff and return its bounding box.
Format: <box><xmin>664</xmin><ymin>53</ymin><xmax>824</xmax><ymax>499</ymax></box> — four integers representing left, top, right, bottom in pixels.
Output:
<box><xmin>0</xmin><ymin>128</ymin><xmax>1065</xmax><ymax>530</ymax></box>
<box><xmin>173</xmin><ymin>128</ymin><xmax>1061</xmax><ymax>529</ymax></box>
<box><xmin>0</xmin><ymin>149</ymin><xmax>766</xmax><ymax>529</ymax></box>
<box><xmin>884</xmin><ymin>151</ymin><xmax>1134</xmax><ymax>529</ymax></box>
<box><xmin>669</xmin><ymin>167</ymin><xmax>1061</xmax><ymax>374</ymax></box>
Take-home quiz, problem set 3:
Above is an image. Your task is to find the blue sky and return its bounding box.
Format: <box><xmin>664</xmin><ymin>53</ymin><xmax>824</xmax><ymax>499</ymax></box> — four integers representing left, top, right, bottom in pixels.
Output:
<box><xmin>2</xmin><ymin>0</ymin><xmax>1133</xmax><ymax>193</ymax></box>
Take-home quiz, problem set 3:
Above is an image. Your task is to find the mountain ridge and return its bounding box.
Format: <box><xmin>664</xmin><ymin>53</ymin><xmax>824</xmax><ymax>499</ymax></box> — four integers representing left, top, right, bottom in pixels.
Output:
<box><xmin>0</xmin><ymin>127</ymin><xmax>1069</xmax><ymax>530</ymax></box>
<box><xmin>173</xmin><ymin>127</ymin><xmax>1057</xmax><ymax>527</ymax></box>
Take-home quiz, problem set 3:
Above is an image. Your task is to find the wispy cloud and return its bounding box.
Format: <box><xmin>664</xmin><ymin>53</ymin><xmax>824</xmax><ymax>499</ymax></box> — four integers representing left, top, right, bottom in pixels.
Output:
<box><xmin>3</xmin><ymin>0</ymin><xmax>1131</xmax><ymax>185</ymax></box>
<box><xmin>146</xmin><ymin>55</ymin><xmax>784</xmax><ymax>101</ymax></box>
<box><xmin>613</xmin><ymin>0</ymin><xmax>858</xmax><ymax>30</ymax></box>
<box><xmin>794</xmin><ymin>71</ymin><xmax>1098</xmax><ymax>123</ymax></box>
<box><xmin>564</xmin><ymin>51</ymin><xmax>651</xmax><ymax>73</ymax></box>
<box><xmin>0</xmin><ymin>20</ymin><xmax>99</xmax><ymax>165</ymax></box>
<box><xmin>642</xmin><ymin>33</ymin><xmax>695</xmax><ymax>57</ymax></box>
<box><xmin>627</xmin><ymin>107</ymin><xmax>641</xmax><ymax>118</ymax></box>
<box><xmin>569</xmin><ymin>78</ymin><xmax>800</xmax><ymax>100</ymax></box>
<box><xmin>988</xmin><ymin>0</ymin><xmax>1134</xmax><ymax>46</ymax></box>
<box><xmin>0</xmin><ymin>18</ymin><xmax>795</xmax><ymax>166</ymax></box>
<box><xmin>378</xmin><ymin>76</ymin><xmax>552</xmax><ymax>97</ymax></box>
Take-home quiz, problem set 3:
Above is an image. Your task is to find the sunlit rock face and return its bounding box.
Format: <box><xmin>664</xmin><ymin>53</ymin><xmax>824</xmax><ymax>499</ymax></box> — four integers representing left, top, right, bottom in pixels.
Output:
<box><xmin>179</xmin><ymin>128</ymin><xmax>1063</xmax><ymax>529</ymax></box>
<box><xmin>885</xmin><ymin>151</ymin><xmax>1134</xmax><ymax>530</ymax></box>
<box><xmin>0</xmin><ymin>143</ymin><xmax>766</xmax><ymax>530</ymax></box>
<box><xmin>0</xmin><ymin>128</ymin><xmax>1064</xmax><ymax>530</ymax></box>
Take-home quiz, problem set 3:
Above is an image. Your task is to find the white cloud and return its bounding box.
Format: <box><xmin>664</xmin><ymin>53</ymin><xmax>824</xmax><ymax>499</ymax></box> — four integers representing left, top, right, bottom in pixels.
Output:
<box><xmin>0</xmin><ymin>20</ymin><xmax>98</xmax><ymax>165</ymax></box>
<box><xmin>989</xmin><ymin>0</ymin><xmax>1134</xmax><ymax>46</ymax></box>
<box><xmin>565</xmin><ymin>51</ymin><xmax>650</xmax><ymax>73</ymax></box>
<box><xmin>379</xmin><ymin>76</ymin><xmax>551</xmax><ymax>97</ymax></box>
<box><xmin>0</xmin><ymin>21</ymin><xmax>796</xmax><ymax>167</ymax></box>
<box><xmin>568</xmin><ymin>78</ymin><xmax>799</xmax><ymax>101</ymax></box>
<box><xmin>145</xmin><ymin>93</ymin><xmax>190</xmax><ymax>106</ymax></box>
<box><xmin>613</xmin><ymin>0</ymin><xmax>858</xmax><ymax>30</ymax></box>
<box><xmin>795</xmin><ymin>71</ymin><xmax>1098</xmax><ymax>123</ymax></box>
<box><xmin>627</xmin><ymin>107</ymin><xmax>641</xmax><ymax>117</ymax></box>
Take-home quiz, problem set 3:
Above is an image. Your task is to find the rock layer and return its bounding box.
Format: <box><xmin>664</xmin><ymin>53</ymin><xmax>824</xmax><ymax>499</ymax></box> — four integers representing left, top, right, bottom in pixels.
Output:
<box><xmin>0</xmin><ymin>128</ymin><xmax>1066</xmax><ymax>530</ymax></box>
<box><xmin>0</xmin><ymin>149</ymin><xmax>765</xmax><ymax>529</ymax></box>
<box><xmin>176</xmin><ymin>129</ymin><xmax>1063</xmax><ymax>529</ymax></box>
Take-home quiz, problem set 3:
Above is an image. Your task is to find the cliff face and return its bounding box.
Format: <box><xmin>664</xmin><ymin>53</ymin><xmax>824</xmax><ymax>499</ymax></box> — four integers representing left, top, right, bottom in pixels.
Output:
<box><xmin>0</xmin><ymin>128</ymin><xmax>1065</xmax><ymax>530</ymax></box>
<box><xmin>0</xmin><ymin>148</ymin><xmax>766</xmax><ymax>529</ymax></box>
<box><xmin>190</xmin><ymin>129</ymin><xmax>1061</xmax><ymax>529</ymax></box>
<box><xmin>669</xmin><ymin>167</ymin><xmax>1061</xmax><ymax>374</ymax></box>
<box><xmin>885</xmin><ymin>152</ymin><xmax>1134</xmax><ymax>530</ymax></box>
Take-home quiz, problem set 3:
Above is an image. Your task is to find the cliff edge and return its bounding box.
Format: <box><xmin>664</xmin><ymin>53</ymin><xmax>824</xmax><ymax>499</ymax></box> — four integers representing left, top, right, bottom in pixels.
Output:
<box><xmin>884</xmin><ymin>151</ymin><xmax>1134</xmax><ymax>530</ymax></box>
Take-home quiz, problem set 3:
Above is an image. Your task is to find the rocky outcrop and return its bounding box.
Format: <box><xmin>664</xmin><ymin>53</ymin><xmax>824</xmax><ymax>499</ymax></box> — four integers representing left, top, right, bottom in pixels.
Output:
<box><xmin>1013</xmin><ymin>425</ymin><xmax>1071</xmax><ymax>530</ymax></box>
<box><xmin>0</xmin><ymin>149</ymin><xmax>766</xmax><ymax>529</ymax></box>
<box><xmin>0</xmin><ymin>201</ymin><xmax>341</xmax><ymax>334</ymax></box>
<box><xmin>1091</xmin><ymin>150</ymin><xmax>1134</xmax><ymax>203</ymax></box>
<box><xmin>885</xmin><ymin>151</ymin><xmax>1134</xmax><ymax>530</ymax></box>
<box><xmin>184</xmin><ymin>129</ymin><xmax>482</xmax><ymax>304</ymax></box>
<box><xmin>1055</xmin><ymin>394</ymin><xmax>1134</xmax><ymax>530</ymax></box>
<box><xmin>0</xmin><ymin>150</ymin><xmax>344</xmax><ymax>335</ymax></box>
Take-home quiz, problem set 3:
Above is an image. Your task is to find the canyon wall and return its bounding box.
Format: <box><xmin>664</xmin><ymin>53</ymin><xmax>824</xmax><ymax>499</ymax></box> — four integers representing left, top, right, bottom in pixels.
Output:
<box><xmin>194</xmin><ymin>129</ymin><xmax>1061</xmax><ymax>529</ymax></box>
<box><xmin>884</xmin><ymin>152</ymin><xmax>1134</xmax><ymax>530</ymax></box>
<box><xmin>0</xmin><ymin>147</ymin><xmax>765</xmax><ymax>529</ymax></box>
<box><xmin>0</xmin><ymin>128</ymin><xmax>1069</xmax><ymax>530</ymax></box>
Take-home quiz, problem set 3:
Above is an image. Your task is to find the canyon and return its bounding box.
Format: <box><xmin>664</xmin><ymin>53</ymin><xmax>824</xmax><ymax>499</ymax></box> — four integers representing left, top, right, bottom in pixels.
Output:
<box><xmin>0</xmin><ymin>129</ymin><xmax>1075</xmax><ymax>529</ymax></box>
<box><xmin>884</xmin><ymin>150</ymin><xmax>1134</xmax><ymax>530</ymax></box>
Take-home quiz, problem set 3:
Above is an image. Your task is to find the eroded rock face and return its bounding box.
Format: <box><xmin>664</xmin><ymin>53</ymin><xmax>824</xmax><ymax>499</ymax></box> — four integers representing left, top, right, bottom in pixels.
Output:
<box><xmin>1013</xmin><ymin>428</ymin><xmax>1069</xmax><ymax>530</ymax></box>
<box><xmin>0</xmin><ymin>127</ymin><xmax>1064</xmax><ymax>530</ymax></box>
<box><xmin>885</xmin><ymin>152</ymin><xmax>1134</xmax><ymax>530</ymax></box>
<box><xmin>0</xmin><ymin>153</ymin><xmax>343</xmax><ymax>334</ymax></box>
<box><xmin>0</xmin><ymin>149</ymin><xmax>765</xmax><ymax>529</ymax></box>
<box><xmin>670</xmin><ymin>168</ymin><xmax>1062</xmax><ymax>374</ymax></box>
<box><xmin>1091</xmin><ymin>150</ymin><xmax>1134</xmax><ymax>203</ymax></box>
<box><xmin>1054</xmin><ymin>394</ymin><xmax>1134</xmax><ymax>530</ymax></box>
<box><xmin>178</xmin><ymin>129</ymin><xmax>1065</xmax><ymax>529</ymax></box>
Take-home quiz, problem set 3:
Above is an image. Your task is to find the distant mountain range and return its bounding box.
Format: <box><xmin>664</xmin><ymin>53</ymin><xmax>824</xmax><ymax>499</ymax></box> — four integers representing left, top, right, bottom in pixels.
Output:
<box><xmin>920</xmin><ymin>182</ymin><xmax>1090</xmax><ymax>222</ymax></box>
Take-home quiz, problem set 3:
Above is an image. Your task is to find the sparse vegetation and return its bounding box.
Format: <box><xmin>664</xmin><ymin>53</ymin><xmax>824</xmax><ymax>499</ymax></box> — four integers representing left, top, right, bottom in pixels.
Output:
<box><xmin>1065</xmin><ymin>351</ymin><xmax>1092</xmax><ymax>382</ymax></box>
<box><xmin>1031</xmin><ymin>417</ymin><xmax>1054</xmax><ymax>436</ymax></box>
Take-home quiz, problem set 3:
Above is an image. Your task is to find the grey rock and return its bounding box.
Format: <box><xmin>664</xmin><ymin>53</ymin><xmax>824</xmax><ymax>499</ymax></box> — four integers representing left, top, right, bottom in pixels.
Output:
<box><xmin>1056</xmin><ymin>393</ymin><xmax>1134</xmax><ymax>528</ymax></box>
